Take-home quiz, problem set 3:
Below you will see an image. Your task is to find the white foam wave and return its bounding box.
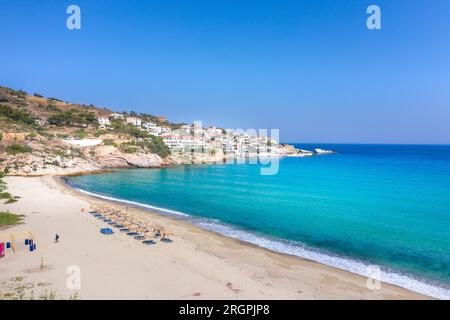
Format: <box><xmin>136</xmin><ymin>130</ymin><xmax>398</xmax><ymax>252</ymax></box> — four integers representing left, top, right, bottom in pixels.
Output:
<box><xmin>195</xmin><ymin>221</ymin><xmax>450</xmax><ymax>300</ymax></box>
<box><xmin>73</xmin><ymin>187</ymin><xmax>189</xmax><ymax>217</ymax></box>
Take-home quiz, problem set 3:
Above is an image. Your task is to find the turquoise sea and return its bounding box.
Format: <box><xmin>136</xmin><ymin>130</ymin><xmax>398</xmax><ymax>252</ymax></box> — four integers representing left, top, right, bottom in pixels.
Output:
<box><xmin>66</xmin><ymin>144</ymin><xmax>450</xmax><ymax>299</ymax></box>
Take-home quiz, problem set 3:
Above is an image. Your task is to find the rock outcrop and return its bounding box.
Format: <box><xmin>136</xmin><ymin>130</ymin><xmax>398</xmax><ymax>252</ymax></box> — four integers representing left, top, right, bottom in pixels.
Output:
<box><xmin>93</xmin><ymin>145</ymin><xmax>166</xmax><ymax>168</ymax></box>
<box><xmin>0</xmin><ymin>141</ymin><xmax>168</xmax><ymax>176</ymax></box>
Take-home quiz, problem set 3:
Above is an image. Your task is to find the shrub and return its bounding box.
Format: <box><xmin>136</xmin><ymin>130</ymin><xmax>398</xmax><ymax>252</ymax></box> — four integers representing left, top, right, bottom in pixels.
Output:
<box><xmin>119</xmin><ymin>143</ymin><xmax>138</xmax><ymax>154</ymax></box>
<box><xmin>103</xmin><ymin>139</ymin><xmax>116</xmax><ymax>146</ymax></box>
<box><xmin>74</xmin><ymin>129</ymin><xmax>87</xmax><ymax>139</ymax></box>
<box><xmin>118</xmin><ymin>136</ymin><xmax>170</xmax><ymax>158</ymax></box>
<box><xmin>0</xmin><ymin>104</ymin><xmax>36</xmax><ymax>125</ymax></box>
<box><xmin>5</xmin><ymin>144</ymin><xmax>33</xmax><ymax>155</ymax></box>
<box><xmin>48</xmin><ymin>110</ymin><xmax>97</xmax><ymax>127</ymax></box>
<box><xmin>147</xmin><ymin>135</ymin><xmax>171</xmax><ymax>158</ymax></box>
<box><xmin>26</xmin><ymin>132</ymin><xmax>38</xmax><ymax>140</ymax></box>
<box><xmin>0</xmin><ymin>211</ymin><xmax>24</xmax><ymax>226</ymax></box>
<box><xmin>94</xmin><ymin>130</ymin><xmax>108</xmax><ymax>137</ymax></box>
<box><xmin>48</xmin><ymin>97</ymin><xmax>63</xmax><ymax>102</ymax></box>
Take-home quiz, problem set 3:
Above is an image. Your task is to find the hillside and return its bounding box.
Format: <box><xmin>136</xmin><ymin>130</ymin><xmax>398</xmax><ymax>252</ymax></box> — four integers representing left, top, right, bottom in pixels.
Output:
<box><xmin>0</xmin><ymin>86</ymin><xmax>173</xmax><ymax>175</ymax></box>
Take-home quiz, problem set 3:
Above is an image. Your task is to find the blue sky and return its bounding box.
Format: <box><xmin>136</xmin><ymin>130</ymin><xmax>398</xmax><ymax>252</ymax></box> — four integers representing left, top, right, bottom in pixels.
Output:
<box><xmin>1</xmin><ymin>0</ymin><xmax>449</xmax><ymax>144</ymax></box>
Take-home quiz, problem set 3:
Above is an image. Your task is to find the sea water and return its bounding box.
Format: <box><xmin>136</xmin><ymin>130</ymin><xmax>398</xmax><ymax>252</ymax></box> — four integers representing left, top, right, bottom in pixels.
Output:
<box><xmin>66</xmin><ymin>144</ymin><xmax>450</xmax><ymax>299</ymax></box>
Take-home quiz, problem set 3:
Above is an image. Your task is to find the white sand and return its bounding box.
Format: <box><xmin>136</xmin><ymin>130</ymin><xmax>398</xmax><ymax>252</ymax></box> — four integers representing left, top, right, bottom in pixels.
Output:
<box><xmin>0</xmin><ymin>176</ymin><xmax>427</xmax><ymax>300</ymax></box>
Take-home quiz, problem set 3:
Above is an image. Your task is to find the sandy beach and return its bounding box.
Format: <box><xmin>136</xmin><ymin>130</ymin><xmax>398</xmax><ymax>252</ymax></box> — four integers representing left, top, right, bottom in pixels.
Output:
<box><xmin>0</xmin><ymin>176</ymin><xmax>427</xmax><ymax>300</ymax></box>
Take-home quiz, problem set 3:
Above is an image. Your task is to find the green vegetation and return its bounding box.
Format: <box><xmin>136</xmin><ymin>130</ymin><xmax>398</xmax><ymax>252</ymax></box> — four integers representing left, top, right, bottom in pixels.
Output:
<box><xmin>0</xmin><ymin>211</ymin><xmax>24</xmax><ymax>226</ymax></box>
<box><xmin>119</xmin><ymin>142</ymin><xmax>139</xmax><ymax>153</ymax></box>
<box><xmin>38</xmin><ymin>131</ymin><xmax>55</xmax><ymax>140</ymax></box>
<box><xmin>94</xmin><ymin>130</ymin><xmax>108</xmax><ymax>137</ymax></box>
<box><xmin>139</xmin><ymin>112</ymin><xmax>184</xmax><ymax>130</ymax></box>
<box><xmin>1</xmin><ymin>87</ymin><xmax>27</xmax><ymax>99</ymax></box>
<box><xmin>147</xmin><ymin>135</ymin><xmax>171</xmax><ymax>158</ymax></box>
<box><xmin>0</xmin><ymin>104</ymin><xmax>36</xmax><ymax>126</ymax></box>
<box><xmin>47</xmin><ymin>146</ymin><xmax>83</xmax><ymax>159</ymax></box>
<box><xmin>110</xmin><ymin>120</ymin><xmax>148</xmax><ymax>138</ymax></box>
<box><xmin>119</xmin><ymin>135</ymin><xmax>170</xmax><ymax>158</ymax></box>
<box><xmin>26</xmin><ymin>132</ymin><xmax>38</xmax><ymax>140</ymax></box>
<box><xmin>48</xmin><ymin>97</ymin><xmax>63</xmax><ymax>102</ymax></box>
<box><xmin>47</xmin><ymin>109</ymin><xmax>97</xmax><ymax>127</ymax></box>
<box><xmin>103</xmin><ymin>139</ymin><xmax>117</xmax><ymax>146</ymax></box>
<box><xmin>74</xmin><ymin>129</ymin><xmax>87</xmax><ymax>139</ymax></box>
<box><xmin>5</xmin><ymin>144</ymin><xmax>33</xmax><ymax>155</ymax></box>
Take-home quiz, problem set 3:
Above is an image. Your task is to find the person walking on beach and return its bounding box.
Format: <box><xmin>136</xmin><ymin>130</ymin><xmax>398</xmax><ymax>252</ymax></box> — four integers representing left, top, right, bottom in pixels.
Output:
<box><xmin>55</xmin><ymin>233</ymin><xmax>59</xmax><ymax>243</ymax></box>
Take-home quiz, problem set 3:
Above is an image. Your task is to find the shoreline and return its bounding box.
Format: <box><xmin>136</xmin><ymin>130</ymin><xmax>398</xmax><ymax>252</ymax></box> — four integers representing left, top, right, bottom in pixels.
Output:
<box><xmin>0</xmin><ymin>175</ymin><xmax>429</xmax><ymax>299</ymax></box>
<box><xmin>58</xmin><ymin>176</ymin><xmax>431</xmax><ymax>299</ymax></box>
<box><xmin>61</xmin><ymin>178</ymin><xmax>449</xmax><ymax>300</ymax></box>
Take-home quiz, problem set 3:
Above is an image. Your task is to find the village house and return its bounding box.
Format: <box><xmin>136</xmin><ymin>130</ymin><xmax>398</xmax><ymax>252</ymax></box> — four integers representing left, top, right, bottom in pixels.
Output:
<box><xmin>143</xmin><ymin>122</ymin><xmax>163</xmax><ymax>136</ymax></box>
<box><xmin>97</xmin><ymin>116</ymin><xmax>111</xmax><ymax>127</ymax></box>
<box><xmin>126</xmin><ymin>117</ymin><xmax>142</xmax><ymax>126</ymax></box>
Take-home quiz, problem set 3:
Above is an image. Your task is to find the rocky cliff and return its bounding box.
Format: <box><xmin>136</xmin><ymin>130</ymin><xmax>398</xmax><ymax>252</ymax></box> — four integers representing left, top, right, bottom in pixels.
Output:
<box><xmin>0</xmin><ymin>140</ymin><xmax>169</xmax><ymax>176</ymax></box>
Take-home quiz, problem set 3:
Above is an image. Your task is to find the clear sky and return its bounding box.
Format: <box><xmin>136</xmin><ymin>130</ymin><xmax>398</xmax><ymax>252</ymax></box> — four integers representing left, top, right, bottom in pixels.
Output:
<box><xmin>1</xmin><ymin>0</ymin><xmax>449</xmax><ymax>144</ymax></box>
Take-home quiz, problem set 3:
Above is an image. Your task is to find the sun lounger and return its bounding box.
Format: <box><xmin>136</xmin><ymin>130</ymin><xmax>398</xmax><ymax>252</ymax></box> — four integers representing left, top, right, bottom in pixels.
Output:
<box><xmin>120</xmin><ymin>228</ymin><xmax>130</xmax><ymax>233</ymax></box>
<box><xmin>161</xmin><ymin>238</ymin><xmax>173</xmax><ymax>243</ymax></box>
<box><xmin>126</xmin><ymin>232</ymin><xmax>139</xmax><ymax>236</ymax></box>
<box><xmin>142</xmin><ymin>240</ymin><xmax>156</xmax><ymax>245</ymax></box>
<box><xmin>109</xmin><ymin>222</ymin><xmax>122</xmax><ymax>227</ymax></box>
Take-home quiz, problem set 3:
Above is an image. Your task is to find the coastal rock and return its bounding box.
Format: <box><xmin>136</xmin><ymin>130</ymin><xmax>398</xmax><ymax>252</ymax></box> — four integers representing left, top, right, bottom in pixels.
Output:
<box><xmin>92</xmin><ymin>145</ymin><xmax>166</xmax><ymax>168</ymax></box>
<box><xmin>0</xmin><ymin>152</ymin><xmax>102</xmax><ymax>176</ymax></box>
<box><xmin>0</xmin><ymin>141</ymin><xmax>167</xmax><ymax>176</ymax></box>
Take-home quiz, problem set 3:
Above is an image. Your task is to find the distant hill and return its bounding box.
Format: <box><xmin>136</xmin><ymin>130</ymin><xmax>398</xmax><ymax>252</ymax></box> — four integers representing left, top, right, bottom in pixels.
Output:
<box><xmin>0</xmin><ymin>85</ymin><xmax>173</xmax><ymax>176</ymax></box>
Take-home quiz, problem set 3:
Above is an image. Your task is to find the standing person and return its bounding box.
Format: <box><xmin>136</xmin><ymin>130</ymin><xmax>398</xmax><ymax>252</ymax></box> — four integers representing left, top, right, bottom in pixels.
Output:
<box><xmin>55</xmin><ymin>233</ymin><xmax>59</xmax><ymax>243</ymax></box>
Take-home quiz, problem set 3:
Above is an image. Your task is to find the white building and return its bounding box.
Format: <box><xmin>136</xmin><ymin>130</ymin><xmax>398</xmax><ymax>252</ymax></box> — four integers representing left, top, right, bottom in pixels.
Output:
<box><xmin>143</xmin><ymin>122</ymin><xmax>163</xmax><ymax>136</ymax></box>
<box><xmin>111</xmin><ymin>113</ymin><xmax>124</xmax><ymax>119</ymax></box>
<box><xmin>126</xmin><ymin>117</ymin><xmax>142</xmax><ymax>126</ymax></box>
<box><xmin>98</xmin><ymin>116</ymin><xmax>111</xmax><ymax>126</ymax></box>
